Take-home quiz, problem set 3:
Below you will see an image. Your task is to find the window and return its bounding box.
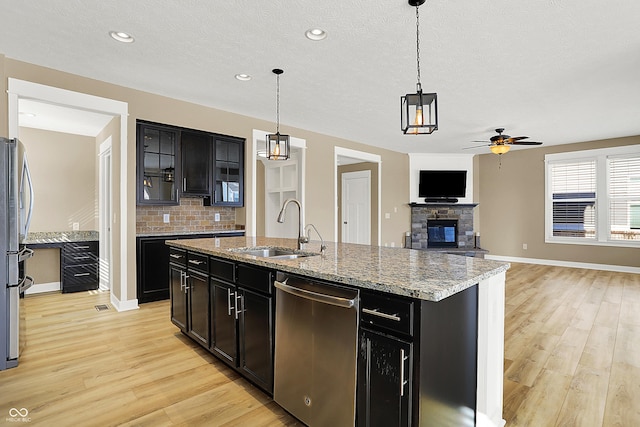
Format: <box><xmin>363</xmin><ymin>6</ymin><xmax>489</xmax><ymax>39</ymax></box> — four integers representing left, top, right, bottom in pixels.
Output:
<box><xmin>545</xmin><ymin>145</ymin><xmax>640</xmax><ymax>247</ymax></box>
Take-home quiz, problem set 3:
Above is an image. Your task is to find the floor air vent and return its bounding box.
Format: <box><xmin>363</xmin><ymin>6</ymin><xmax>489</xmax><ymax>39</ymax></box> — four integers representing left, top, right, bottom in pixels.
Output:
<box><xmin>95</xmin><ymin>304</ymin><xmax>110</xmax><ymax>312</ymax></box>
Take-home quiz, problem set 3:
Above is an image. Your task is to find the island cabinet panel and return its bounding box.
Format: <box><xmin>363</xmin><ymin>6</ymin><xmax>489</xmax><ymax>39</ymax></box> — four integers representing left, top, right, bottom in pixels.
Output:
<box><xmin>207</xmin><ymin>258</ymin><xmax>275</xmax><ymax>394</ymax></box>
<box><xmin>358</xmin><ymin>290</ymin><xmax>414</xmax><ymax>427</ymax></box>
<box><xmin>169</xmin><ymin>248</ymin><xmax>188</xmax><ymax>331</ymax></box>
<box><xmin>237</xmin><ymin>264</ymin><xmax>274</xmax><ymax>392</ymax></box>
<box><xmin>210</xmin><ymin>278</ymin><xmax>237</xmax><ymax>364</ymax></box>
<box><xmin>186</xmin><ymin>253</ymin><xmax>210</xmax><ymax>347</ymax></box>
<box><xmin>358</xmin><ymin>330</ymin><xmax>412</xmax><ymax>427</ymax></box>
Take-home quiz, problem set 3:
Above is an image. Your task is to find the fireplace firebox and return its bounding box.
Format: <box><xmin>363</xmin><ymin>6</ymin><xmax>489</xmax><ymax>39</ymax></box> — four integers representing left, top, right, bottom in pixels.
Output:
<box><xmin>427</xmin><ymin>220</ymin><xmax>458</xmax><ymax>248</ymax></box>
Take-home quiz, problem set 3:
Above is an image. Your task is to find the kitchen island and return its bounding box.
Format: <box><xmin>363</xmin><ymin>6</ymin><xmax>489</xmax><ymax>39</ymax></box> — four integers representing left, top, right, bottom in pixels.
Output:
<box><xmin>166</xmin><ymin>236</ymin><xmax>509</xmax><ymax>427</ymax></box>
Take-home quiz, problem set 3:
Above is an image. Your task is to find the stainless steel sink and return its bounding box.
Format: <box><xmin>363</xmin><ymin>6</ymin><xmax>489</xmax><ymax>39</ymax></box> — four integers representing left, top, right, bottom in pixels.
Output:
<box><xmin>232</xmin><ymin>247</ymin><xmax>318</xmax><ymax>259</ymax></box>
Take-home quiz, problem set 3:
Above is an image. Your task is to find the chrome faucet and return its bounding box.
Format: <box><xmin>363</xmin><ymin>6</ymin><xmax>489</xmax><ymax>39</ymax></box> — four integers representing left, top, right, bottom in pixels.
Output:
<box><xmin>277</xmin><ymin>198</ymin><xmax>308</xmax><ymax>249</ymax></box>
<box><xmin>305</xmin><ymin>223</ymin><xmax>327</xmax><ymax>255</ymax></box>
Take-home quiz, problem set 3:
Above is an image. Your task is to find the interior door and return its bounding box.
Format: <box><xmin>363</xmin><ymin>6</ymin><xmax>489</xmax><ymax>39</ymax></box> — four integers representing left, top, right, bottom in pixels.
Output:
<box><xmin>341</xmin><ymin>170</ymin><xmax>371</xmax><ymax>244</ymax></box>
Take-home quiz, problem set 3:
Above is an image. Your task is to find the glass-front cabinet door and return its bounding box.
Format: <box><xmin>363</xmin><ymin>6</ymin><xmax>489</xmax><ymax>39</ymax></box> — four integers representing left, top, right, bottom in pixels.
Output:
<box><xmin>213</xmin><ymin>136</ymin><xmax>244</xmax><ymax>206</ymax></box>
<box><xmin>137</xmin><ymin>121</ymin><xmax>179</xmax><ymax>205</ymax></box>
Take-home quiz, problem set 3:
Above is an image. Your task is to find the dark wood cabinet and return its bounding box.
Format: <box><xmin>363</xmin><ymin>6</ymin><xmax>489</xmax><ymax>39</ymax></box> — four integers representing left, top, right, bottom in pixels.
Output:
<box><xmin>136</xmin><ymin>232</ymin><xmax>244</xmax><ymax>304</ymax></box>
<box><xmin>186</xmin><ymin>252</ymin><xmax>209</xmax><ymax>347</ymax></box>
<box><xmin>210</xmin><ymin>136</ymin><xmax>244</xmax><ymax>207</ymax></box>
<box><xmin>237</xmin><ymin>264</ymin><xmax>274</xmax><ymax>392</ymax></box>
<box><xmin>210</xmin><ymin>278</ymin><xmax>237</xmax><ymax>364</ymax></box>
<box><xmin>137</xmin><ymin>121</ymin><xmax>179</xmax><ymax>205</ymax></box>
<box><xmin>358</xmin><ymin>330</ymin><xmax>412</xmax><ymax>427</ymax></box>
<box><xmin>61</xmin><ymin>241</ymin><xmax>99</xmax><ymax>293</ymax></box>
<box><xmin>181</xmin><ymin>131</ymin><xmax>211</xmax><ymax>196</ymax></box>
<box><xmin>137</xmin><ymin>120</ymin><xmax>245</xmax><ymax>206</ymax></box>
<box><xmin>169</xmin><ymin>248</ymin><xmax>187</xmax><ymax>331</ymax></box>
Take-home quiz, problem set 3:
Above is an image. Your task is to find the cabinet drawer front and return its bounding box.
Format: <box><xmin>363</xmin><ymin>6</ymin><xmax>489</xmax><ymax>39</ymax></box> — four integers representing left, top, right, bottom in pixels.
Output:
<box><xmin>63</xmin><ymin>241</ymin><xmax>98</xmax><ymax>254</ymax></box>
<box><xmin>168</xmin><ymin>248</ymin><xmax>187</xmax><ymax>267</ymax></box>
<box><xmin>63</xmin><ymin>264</ymin><xmax>98</xmax><ymax>285</ymax></box>
<box><xmin>187</xmin><ymin>252</ymin><xmax>209</xmax><ymax>273</ymax></box>
<box><xmin>62</xmin><ymin>251</ymin><xmax>98</xmax><ymax>266</ymax></box>
<box><xmin>210</xmin><ymin>257</ymin><xmax>235</xmax><ymax>282</ymax></box>
<box><xmin>236</xmin><ymin>264</ymin><xmax>272</xmax><ymax>294</ymax></box>
<box><xmin>361</xmin><ymin>292</ymin><xmax>414</xmax><ymax>336</ymax></box>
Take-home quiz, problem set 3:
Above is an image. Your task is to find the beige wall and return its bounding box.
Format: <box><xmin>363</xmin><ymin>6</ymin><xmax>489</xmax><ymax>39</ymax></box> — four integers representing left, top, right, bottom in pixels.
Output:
<box><xmin>28</xmin><ymin>248</ymin><xmax>59</xmax><ymax>284</ymax></box>
<box><xmin>18</xmin><ymin>127</ymin><xmax>97</xmax><ymax>232</ymax></box>
<box><xmin>3</xmin><ymin>56</ymin><xmax>410</xmax><ymax>302</ymax></box>
<box><xmin>478</xmin><ymin>135</ymin><xmax>640</xmax><ymax>268</ymax></box>
<box><xmin>338</xmin><ymin>162</ymin><xmax>379</xmax><ymax>244</ymax></box>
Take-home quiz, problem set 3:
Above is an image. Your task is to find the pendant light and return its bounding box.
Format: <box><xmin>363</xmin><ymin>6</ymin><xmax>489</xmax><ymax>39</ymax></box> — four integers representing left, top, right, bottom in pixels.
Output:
<box><xmin>401</xmin><ymin>0</ymin><xmax>438</xmax><ymax>135</ymax></box>
<box><xmin>266</xmin><ymin>68</ymin><xmax>290</xmax><ymax>160</ymax></box>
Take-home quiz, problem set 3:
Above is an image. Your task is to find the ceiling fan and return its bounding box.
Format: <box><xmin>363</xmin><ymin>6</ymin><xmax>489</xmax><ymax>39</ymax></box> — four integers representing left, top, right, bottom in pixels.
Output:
<box><xmin>470</xmin><ymin>128</ymin><xmax>543</xmax><ymax>155</ymax></box>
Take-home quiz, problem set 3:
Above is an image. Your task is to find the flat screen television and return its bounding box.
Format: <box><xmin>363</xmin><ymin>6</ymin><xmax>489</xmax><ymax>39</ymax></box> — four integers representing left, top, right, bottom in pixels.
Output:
<box><xmin>418</xmin><ymin>170</ymin><xmax>467</xmax><ymax>202</ymax></box>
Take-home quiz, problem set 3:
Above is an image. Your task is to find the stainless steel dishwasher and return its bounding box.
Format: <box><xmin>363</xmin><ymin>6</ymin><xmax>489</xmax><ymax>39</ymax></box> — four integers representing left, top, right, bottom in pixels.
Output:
<box><xmin>273</xmin><ymin>272</ymin><xmax>360</xmax><ymax>426</ymax></box>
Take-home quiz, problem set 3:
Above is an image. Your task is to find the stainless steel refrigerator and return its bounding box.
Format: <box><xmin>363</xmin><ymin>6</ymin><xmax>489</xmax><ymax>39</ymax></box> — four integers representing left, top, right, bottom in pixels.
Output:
<box><xmin>1</xmin><ymin>137</ymin><xmax>34</xmax><ymax>371</ymax></box>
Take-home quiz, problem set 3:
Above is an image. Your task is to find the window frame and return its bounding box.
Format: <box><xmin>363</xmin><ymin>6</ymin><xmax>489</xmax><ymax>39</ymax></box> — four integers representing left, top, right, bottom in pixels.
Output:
<box><xmin>545</xmin><ymin>144</ymin><xmax>640</xmax><ymax>248</ymax></box>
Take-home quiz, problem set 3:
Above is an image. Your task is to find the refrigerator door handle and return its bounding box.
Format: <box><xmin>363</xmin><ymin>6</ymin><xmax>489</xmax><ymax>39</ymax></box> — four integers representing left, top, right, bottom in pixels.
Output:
<box><xmin>20</xmin><ymin>152</ymin><xmax>34</xmax><ymax>237</ymax></box>
<box><xmin>18</xmin><ymin>246</ymin><xmax>34</xmax><ymax>262</ymax></box>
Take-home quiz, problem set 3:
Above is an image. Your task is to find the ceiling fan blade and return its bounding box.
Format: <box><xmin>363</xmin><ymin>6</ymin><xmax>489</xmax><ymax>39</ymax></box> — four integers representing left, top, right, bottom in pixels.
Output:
<box><xmin>471</xmin><ymin>140</ymin><xmax>490</xmax><ymax>143</ymax></box>
<box><xmin>507</xmin><ymin>136</ymin><xmax>529</xmax><ymax>142</ymax></box>
<box><xmin>462</xmin><ymin>144</ymin><xmax>490</xmax><ymax>150</ymax></box>
<box><xmin>510</xmin><ymin>141</ymin><xmax>543</xmax><ymax>145</ymax></box>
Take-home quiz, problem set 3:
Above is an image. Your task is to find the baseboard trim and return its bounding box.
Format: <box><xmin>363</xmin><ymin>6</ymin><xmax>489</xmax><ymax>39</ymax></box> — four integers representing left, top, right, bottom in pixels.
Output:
<box><xmin>110</xmin><ymin>294</ymin><xmax>139</xmax><ymax>312</ymax></box>
<box><xmin>485</xmin><ymin>255</ymin><xmax>640</xmax><ymax>274</ymax></box>
<box><xmin>25</xmin><ymin>281</ymin><xmax>61</xmax><ymax>295</ymax></box>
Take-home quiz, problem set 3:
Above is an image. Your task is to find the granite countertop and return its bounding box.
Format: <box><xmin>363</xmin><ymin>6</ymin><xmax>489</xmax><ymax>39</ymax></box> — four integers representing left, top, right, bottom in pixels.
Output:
<box><xmin>166</xmin><ymin>236</ymin><xmax>509</xmax><ymax>302</ymax></box>
<box><xmin>136</xmin><ymin>229</ymin><xmax>245</xmax><ymax>238</ymax></box>
<box><xmin>23</xmin><ymin>231</ymin><xmax>99</xmax><ymax>245</ymax></box>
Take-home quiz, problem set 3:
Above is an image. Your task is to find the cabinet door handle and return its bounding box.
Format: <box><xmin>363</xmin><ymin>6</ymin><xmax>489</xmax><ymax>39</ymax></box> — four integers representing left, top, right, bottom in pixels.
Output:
<box><xmin>362</xmin><ymin>307</ymin><xmax>401</xmax><ymax>322</ymax></box>
<box><xmin>183</xmin><ymin>274</ymin><xmax>190</xmax><ymax>293</ymax></box>
<box><xmin>400</xmin><ymin>349</ymin><xmax>408</xmax><ymax>397</ymax></box>
<box><xmin>169</xmin><ymin>254</ymin><xmax>182</xmax><ymax>259</ymax></box>
<box><xmin>188</xmin><ymin>259</ymin><xmax>204</xmax><ymax>265</ymax></box>
<box><xmin>183</xmin><ymin>177</ymin><xmax>187</xmax><ymax>191</ymax></box>
<box><xmin>74</xmin><ymin>256</ymin><xmax>91</xmax><ymax>260</ymax></box>
<box><xmin>234</xmin><ymin>293</ymin><xmax>244</xmax><ymax>320</ymax></box>
<box><xmin>75</xmin><ymin>245</ymin><xmax>90</xmax><ymax>249</ymax></box>
<box><xmin>227</xmin><ymin>288</ymin><xmax>235</xmax><ymax>316</ymax></box>
<box><xmin>74</xmin><ymin>272</ymin><xmax>90</xmax><ymax>277</ymax></box>
<box><xmin>180</xmin><ymin>271</ymin><xmax>185</xmax><ymax>290</ymax></box>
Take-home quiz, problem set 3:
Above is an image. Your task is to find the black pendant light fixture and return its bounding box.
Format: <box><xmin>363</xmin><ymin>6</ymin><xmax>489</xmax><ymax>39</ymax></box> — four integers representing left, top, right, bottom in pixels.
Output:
<box><xmin>266</xmin><ymin>68</ymin><xmax>290</xmax><ymax>160</ymax></box>
<box><xmin>401</xmin><ymin>0</ymin><xmax>438</xmax><ymax>135</ymax></box>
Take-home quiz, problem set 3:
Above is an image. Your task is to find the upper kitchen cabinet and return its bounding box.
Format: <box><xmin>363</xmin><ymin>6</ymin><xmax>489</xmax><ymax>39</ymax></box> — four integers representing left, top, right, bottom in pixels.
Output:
<box><xmin>137</xmin><ymin>121</ymin><xmax>179</xmax><ymax>205</ymax></box>
<box><xmin>181</xmin><ymin>130</ymin><xmax>212</xmax><ymax>197</ymax></box>
<box><xmin>209</xmin><ymin>136</ymin><xmax>244</xmax><ymax>207</ymax></box>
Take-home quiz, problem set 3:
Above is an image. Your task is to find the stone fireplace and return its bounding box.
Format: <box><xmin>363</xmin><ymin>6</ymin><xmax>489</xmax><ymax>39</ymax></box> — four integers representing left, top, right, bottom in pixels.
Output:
<box><xmin>410</xmin><ymin>203</ymin><xmax>479</xmax><ymax>252</ymax></box>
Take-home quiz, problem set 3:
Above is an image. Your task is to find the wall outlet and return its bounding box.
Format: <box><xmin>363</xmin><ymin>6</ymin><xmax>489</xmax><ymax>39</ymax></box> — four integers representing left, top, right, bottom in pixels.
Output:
<box><xmin>72</xmin><ymin>222</ymin><xmax>79</xmax><ymax>231</ymax></box>
<box><xmin>385</xmin><ymin>213</ymin><xmax>391</xmax><ymax>219</ymax></box>
<box><xmin>522</xmin><ymin>243</ymin><xmax>528</xmax><ymax>250</ymax></box>
<box><xmin>214</xmin><ymin>213</ymin><xmax>221</xmax><ymax>222</ymax></box>
<box><xmin>163</xmin><ymin>213</ymin><xmax>170</xmax><ymax>223</ymax></box>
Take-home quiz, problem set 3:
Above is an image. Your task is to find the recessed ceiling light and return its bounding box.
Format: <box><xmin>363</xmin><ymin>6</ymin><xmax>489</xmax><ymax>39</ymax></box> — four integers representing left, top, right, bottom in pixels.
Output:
<box><xmin>305</xmin><ymin>28</ymin><xmax>327</xmax><ymax>41</ymax></box>
<box><xmin>109</xmin><ymin>31</ymin><xmax>135</xmax><ymax>43</ymax></box>
<box><xmin>235</xmin><ymin>74</ymin><xmax>252</xmax><ymax>81</ymax></box>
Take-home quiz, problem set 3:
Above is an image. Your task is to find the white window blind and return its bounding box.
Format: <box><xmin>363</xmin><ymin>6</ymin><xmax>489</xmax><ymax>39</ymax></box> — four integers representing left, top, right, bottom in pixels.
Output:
<box><xmin>550</xmin><ymin>160</ymin><xmax>596</xmax><ymax>238</ymax></box>
<box><xmin>608</xmin><ymin>155</ymin><xmax>640</xmax><ymax>241</ymax></box>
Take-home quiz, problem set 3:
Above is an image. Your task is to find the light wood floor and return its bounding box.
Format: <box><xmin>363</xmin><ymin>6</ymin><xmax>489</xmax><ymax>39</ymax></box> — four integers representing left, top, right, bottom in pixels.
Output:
<box><xmin>0</xmin><ymin>263</ymin><xmax>638</xmax><ymax>426</ymax></box>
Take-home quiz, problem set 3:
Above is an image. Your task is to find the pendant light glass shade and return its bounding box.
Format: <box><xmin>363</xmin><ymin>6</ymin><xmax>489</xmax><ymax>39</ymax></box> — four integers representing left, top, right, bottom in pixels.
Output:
<box><xmin>401</xmin><ymin>0</ymin><xmax>438</xmax><ymax>135</ymax></box>
<box><xmin>267</xmin><ymin>132</ymin><xmax>290</xmax><ymax>160</ymax></box>
<box><xmin>401</xmin><ymin>88</ymin><xmax>438</xmax><ymax>134</ymax></box>
<box><xmin>266</xmin><ymin>68</ymin><xmax>290</xmax><ymax>160</ymax></box>
<box><xmin>490</xmin><ymin>144</ymin><xmax>510</xmax><ymax>155</ymax></box>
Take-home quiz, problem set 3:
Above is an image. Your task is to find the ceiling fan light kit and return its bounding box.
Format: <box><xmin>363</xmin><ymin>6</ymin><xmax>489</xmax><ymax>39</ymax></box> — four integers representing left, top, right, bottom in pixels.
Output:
<box><xmin>401</xmin><ymin>0</ymin><xmax>438</xmax><ymax>135</ymax></box>
<box><xmin>469</xmin><ymin>128</ymin><xmax>543</xmax><ymax>155</ymax></box>
<box><xmin>266</xmin><ymin>68</ymin><xmax>290</xmax><ymax>160</ymax></box>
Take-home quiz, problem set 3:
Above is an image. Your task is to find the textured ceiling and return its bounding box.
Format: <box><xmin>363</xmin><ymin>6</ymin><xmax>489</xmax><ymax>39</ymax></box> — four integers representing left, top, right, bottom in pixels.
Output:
<box><xmin>1</xmin><ymin>0</ymin><xmax>639</xmax><ymax>154</ymax></box>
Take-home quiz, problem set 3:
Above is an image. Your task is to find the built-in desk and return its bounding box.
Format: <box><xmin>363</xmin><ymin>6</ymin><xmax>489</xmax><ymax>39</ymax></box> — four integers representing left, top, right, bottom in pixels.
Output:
<box><xmin>22</xmin><ymin>231</ymin><xmax>99</xmax><ymax>293</ymax></box>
